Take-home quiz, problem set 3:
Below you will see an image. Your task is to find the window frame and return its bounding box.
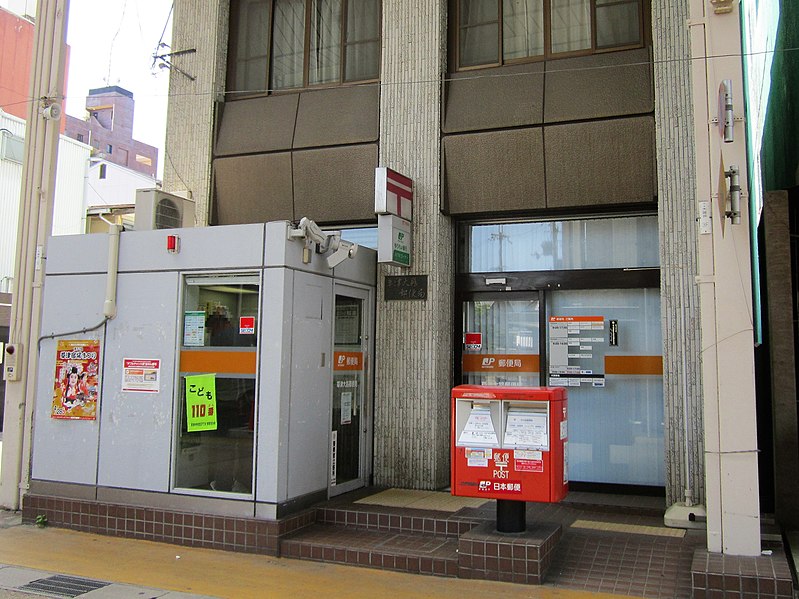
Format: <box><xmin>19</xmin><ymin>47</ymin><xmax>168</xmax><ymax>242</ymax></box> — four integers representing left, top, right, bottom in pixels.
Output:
<box><xmin>450</xmin><ymin>0</ymin><xmax>647</xmax><ymax>72</ymax></box>
<box><xmin>226</xmin><ymin>0</ymin><xmax>382</xmax><ymax>99</ymax></box>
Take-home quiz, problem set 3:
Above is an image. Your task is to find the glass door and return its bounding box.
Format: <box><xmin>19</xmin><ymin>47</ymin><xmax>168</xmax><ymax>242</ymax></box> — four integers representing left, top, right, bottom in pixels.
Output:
<box><xmin>461</xmin><ymin>294</ymin><xmax>540</xmax><ymax>386</ymax></box>
<box><xmin>330</xmin><ymin>284</ymin><xmax>372</xmax><ymax>495</ymax></box>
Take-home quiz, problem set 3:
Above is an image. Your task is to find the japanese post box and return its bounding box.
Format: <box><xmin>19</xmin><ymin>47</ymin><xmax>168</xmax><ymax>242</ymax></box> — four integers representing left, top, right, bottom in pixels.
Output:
<box><xmin>451</xmin><ymin>385</ymin><xmax>568</xmax><ymax>503</ymax></box>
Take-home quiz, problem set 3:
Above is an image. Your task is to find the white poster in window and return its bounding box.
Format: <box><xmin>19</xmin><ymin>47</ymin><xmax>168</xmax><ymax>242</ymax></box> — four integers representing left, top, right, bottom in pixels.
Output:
<box><xmin>503</xmin><ymin>410</ymin><xmax>549</xmax><ymax>449</ymax></box>
<box><xmin>340</xmin><ymin>391</ymin><xmax>352</xmax><ymax>425</ymax></box>
<box><xmin>457</xmin><ymin>406</ymin><xmax>498</xmax><ymax>447</ymax></box>
<box><xmin>183</xmin><ymin>311</ymin><xmax>205</xmax><ymax>347</ymax></box>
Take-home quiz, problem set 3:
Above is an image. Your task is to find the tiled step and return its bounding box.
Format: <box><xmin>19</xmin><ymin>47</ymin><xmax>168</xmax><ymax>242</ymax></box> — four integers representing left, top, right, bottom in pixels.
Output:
<box><xmin>280</xmin><ymin>522</ymin><xmax>459</xmax><ymax>577</ymax></box>
<box><xmin>314</xmin><ymin>504</ymin><xmax>481</xmax><ymax>538</ymax></box>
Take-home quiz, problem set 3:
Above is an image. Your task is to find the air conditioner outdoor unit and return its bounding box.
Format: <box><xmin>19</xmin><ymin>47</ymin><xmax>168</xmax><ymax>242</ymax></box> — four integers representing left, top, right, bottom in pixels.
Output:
<box><xmin>134</xmin><ymin>189</ymin><xmax>196</xmax><ymax>230</ymax></box>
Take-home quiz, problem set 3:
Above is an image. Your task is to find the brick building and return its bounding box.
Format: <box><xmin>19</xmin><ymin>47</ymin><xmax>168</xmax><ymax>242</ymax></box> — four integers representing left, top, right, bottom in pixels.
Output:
<box><xmin>64</xmin><ymin>86</ymin><xmax>158</xmax><ymax>178</ymax></box>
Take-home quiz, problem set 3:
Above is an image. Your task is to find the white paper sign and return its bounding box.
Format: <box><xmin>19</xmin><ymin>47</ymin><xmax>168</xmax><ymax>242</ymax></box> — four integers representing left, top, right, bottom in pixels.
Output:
<box><xmin>503</xmin><ymin>410</ymin><xmax>549</xmax><ymax>449</ymax></box>
<box><xmin>340</xmin><ymin>391</ymin><xmax>352</xmax><ymax>425</ymax></box>
<box><xmin>457</xmin><ymin>406</ymin><xmax>498</xmax><ymax>446</ymax></box>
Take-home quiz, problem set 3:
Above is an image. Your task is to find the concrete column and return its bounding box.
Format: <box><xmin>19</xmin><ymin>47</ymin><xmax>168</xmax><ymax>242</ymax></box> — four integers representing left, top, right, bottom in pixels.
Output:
<box><xmin>162</xmin><ymin>0</ymin><xmax>229</xmax><ymax>225</ymax></box>
<box><xmin>651</xmin><ymin>0</ymin><xmax>705</xmax><ymax>510</ymax></box>
<box><xmin>689</xmin><ymin>0</ymin><xmax>760</xmax><ymax>555</ymax></box>
<box><xmin>0</xmin><ymin>0</ymin><xmax>69</xmax><ymax>510</ymax></box>
<box><xmin>373</xmin><ymin>0</ymin><xmax>452</xmax><ymax>489</ymax></box>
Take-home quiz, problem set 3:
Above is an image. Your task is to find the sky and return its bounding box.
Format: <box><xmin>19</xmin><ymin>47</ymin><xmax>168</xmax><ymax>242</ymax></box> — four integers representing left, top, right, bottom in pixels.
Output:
<box><xmin>1</xmin><ymin>0</ymin><xmax>173</xmax><ymax>178</ymax></box>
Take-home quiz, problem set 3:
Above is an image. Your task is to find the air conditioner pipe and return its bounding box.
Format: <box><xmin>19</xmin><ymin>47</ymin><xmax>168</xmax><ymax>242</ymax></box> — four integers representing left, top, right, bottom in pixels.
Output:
<box><xmin>103</xmin><ymin>223</ymin><xmax>121</xmax><ymax>318</ymax></box>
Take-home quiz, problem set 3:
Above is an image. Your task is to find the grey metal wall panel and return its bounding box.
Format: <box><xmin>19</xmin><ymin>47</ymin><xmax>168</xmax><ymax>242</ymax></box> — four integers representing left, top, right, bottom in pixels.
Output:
<box><xmin>46</xmin><ymin>233</ymin><xmax>111</xmax><ymax>274</ymax></box>
<box><xmin>32</xmin><ymin>274</ymin><xmax>107</xmax><ymax>486</ymax></box>
<box><xmin>443</xmin><ymin>62</ymin><xmax>545</xmax><ymax>133</ymax></box>
<box><xmin>97</xmin><ymin>271</ymin><xmax>180</xmax><ymax>492</ymax></box>
<box><xmin>214</xmin><ymin>153</ymin><xmax>294</xmax><ymax>224</ymax></box>
<box><xmin>544</xmin><ymin>49</ymin><xmax>654</xmax><ymax>123</ymax></box>
<box><xmin>443</xmin><ymin>128</ymin><xmax>546</xmax><ymax>215</ymax></box>
<box><xmin>255</xmin><ymin>267</ymin><xmax>293</xmax><ymax>504</ymax></box>
<box><xmin>545</xmin><ymin>116</ymin><xmax>656</xmax><ymax>208</ymax></box>
<box><xmin>293</xmin><ymin>86</ymin><xmax>380</xmax><ymax>149</ymax></box>
<box><xmin>293</xmin><ymin>144</ymin><xmax>378</xmax><ymax>223</ymax></box>
<box><xmin>215</xmin><ymin>95</ymin><xmax>300</xmax><ymax>156</ymax></box>
<box><xmin>116</xmin><ymin>224</ymin><xmax>266</xmax><ymax>271</ymax></box>
<box><xmin>287</xmin><ymin>272</ymin><xmax>333</xmax><ymax>499</ymax></box>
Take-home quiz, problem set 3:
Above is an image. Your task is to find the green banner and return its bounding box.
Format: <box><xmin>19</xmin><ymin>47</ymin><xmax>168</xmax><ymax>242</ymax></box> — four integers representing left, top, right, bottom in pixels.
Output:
<box><xmin>185</xmin><ymin>373</ymin><xmax>217</xmax><ymax>432</ymax></box>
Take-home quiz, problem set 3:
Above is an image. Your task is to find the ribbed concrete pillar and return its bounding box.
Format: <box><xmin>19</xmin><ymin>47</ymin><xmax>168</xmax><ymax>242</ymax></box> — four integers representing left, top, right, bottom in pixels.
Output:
<box><xmin>373</xmin><ymin>0</ymin><xmax>452</xmax><ymax>489</ymax></box>
<box><xmin>652</xmin><ymin>0</ymin><xmax>705</xmax><ymax>506</ymax></box>
<box><xmin>163</xmin><ymin>0</ymin><xmax>229</xmax><ymax>225</ymax></box>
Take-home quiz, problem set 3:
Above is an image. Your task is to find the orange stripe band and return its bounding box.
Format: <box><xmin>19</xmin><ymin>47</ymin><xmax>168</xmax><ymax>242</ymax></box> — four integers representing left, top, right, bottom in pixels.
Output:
<box><xmin>180</xmin><ymin>350</ymin><xmax>257</xmax><ymax>375</ymax></box>
<box><xmin>605</xmin><ymin>355</ymin><xmax>663</xmax><ymax>375</ymax></box>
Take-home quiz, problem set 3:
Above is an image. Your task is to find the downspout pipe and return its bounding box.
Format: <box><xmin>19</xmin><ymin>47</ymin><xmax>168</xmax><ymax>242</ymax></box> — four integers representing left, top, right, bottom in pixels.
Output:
<box><xmin>103</xmin><ymin>224</ymin><xmax>121</xmax><ymax>319</ymax></box>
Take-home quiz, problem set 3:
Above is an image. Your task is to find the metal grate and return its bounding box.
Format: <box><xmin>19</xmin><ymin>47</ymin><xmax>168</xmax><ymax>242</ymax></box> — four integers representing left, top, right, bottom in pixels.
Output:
<box><xmin>18</xmin><ymin>574</ymin><xmax>110</xmax><ymax>598</ymax></box>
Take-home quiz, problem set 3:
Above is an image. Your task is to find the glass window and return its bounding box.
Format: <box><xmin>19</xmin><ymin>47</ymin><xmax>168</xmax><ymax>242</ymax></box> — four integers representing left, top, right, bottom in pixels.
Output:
<box><xmin>345</xmin><ymin>0</ymin><xmax>380</xmax><ymax>81</ymax></box>
<box><xmin>459</xmin><ymin>0</ymin><xmax>500</xmax><ymax>67</ymax></box>
<box><xmin>339</xmin><ymin>226</ymin><xmax>378</xmax><ymax>249</ymax></box>
<box><xmin>229</xmin><ymin>0</ymin><xmax>380</xmax><ymax>94</ymax></box>
<box><xmin>455</xmin><ymin>0</ymin><xmax>643</xmax><ymax>69</ymax></box>
<box><xmin>0</xmin><ymin>133</ymin><xmax>24</xmax><ymax>164</ymax></box>
<box><xmin>596</xmin><ymin>0</ymin><xmax>640</xmax><ymax>48</ymax></box>
<box><xmin>175</xmin><ymin>274</ymin><xmax>259</xmax><ymax>496</ymax></box>
<box><xmin>230</xmin><ymin>0</ymin><xmax>271</xmax><ymax>93</ymax></box>
<box><xmin>465</xmin><ymin>215</ymin><xmax>659</xmax><ymax>273</ymax></box>
<box><xmin>503</xmin><ymin>0</ymin><xmax>544</xmax><ymax>60</ymax></box>
<box><xmin>271</xmin><ymin>0</ymin><xmax>307</xmax><ymax>90</ymax></box>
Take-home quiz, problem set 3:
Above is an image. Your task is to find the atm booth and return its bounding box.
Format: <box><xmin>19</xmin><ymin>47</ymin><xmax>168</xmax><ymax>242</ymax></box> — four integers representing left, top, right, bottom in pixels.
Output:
<box><xmin>451</xmin><ymin>385</ymin><xmax>568</xmax><ymax>531</ymax></box>
<box><xmin>27</xmin><ymin>220</ymin><xmax>375</xmax><ymax>524</ymax></box>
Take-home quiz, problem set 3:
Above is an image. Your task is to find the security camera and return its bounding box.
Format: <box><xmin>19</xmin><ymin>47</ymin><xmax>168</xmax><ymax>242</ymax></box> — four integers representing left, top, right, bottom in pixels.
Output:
<box><xmin>42</xmin><ymin>103</ymin><xmax>62</xmax><ymax>120</ymax></box>
<box><xmin>326</xmin><ymin>240</ymin><xmax>358</xmax><ymax>269</ymax></box>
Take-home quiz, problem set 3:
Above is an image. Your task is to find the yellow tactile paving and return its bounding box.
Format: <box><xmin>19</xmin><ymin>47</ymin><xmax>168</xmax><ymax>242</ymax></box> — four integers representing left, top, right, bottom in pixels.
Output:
<box><xmin>0</xmin><ymin>525</ymin><xmax>638</xmax><ymax>599</ymax></box>
<box><xmin>355</xmin><ymin>488</ymin><xmax>488</xmax><ymax>512</ymax></box>
<box><xmin>570</xmin><ymin>519</ymin><xmax>685</xmax><ymax>538</ymax></box>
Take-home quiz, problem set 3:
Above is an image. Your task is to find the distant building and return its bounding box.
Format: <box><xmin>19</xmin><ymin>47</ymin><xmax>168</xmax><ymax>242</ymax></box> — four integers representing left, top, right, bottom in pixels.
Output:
<box><xmin>65</xmin><ymin>86</ymin><xmax>158</xmax><ymax>178</ymax></box>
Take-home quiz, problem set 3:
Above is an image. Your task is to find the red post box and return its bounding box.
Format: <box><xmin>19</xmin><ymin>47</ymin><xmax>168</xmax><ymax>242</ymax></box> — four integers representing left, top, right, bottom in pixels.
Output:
<box><xmin>451</xmin><ymin>385</ymin><xmax>568</xmax><ymax>503</ymax></box>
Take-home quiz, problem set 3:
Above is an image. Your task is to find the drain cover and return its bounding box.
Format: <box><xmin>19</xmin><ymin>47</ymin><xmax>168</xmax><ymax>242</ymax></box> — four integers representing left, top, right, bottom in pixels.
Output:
<box><xmin>19</xmin><ymin>574</ymin><xmax>110</xmax><ymax>598</ymax></box>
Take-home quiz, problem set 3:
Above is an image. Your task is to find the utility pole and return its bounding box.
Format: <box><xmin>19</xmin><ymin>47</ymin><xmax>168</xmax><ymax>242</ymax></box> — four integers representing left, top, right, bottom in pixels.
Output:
<box><xmin>0</xmin><ymin>0</ymin><xmax>70</xmax><ymax>510</ymax></box>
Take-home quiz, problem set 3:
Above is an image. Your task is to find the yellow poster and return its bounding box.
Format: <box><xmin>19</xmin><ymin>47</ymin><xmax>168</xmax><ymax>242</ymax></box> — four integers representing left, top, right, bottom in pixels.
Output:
<box><xmin>52</xmin><ymin>339</ymin><xmax>100</xmax><ymax>420</ymax></box>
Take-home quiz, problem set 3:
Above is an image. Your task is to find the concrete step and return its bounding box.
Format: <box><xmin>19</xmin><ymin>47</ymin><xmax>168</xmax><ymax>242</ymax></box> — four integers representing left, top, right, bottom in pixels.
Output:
<box><xmin>280</xmin><ymin>522</ymin><xmax>459</xmax><ymax>577</ymax></box>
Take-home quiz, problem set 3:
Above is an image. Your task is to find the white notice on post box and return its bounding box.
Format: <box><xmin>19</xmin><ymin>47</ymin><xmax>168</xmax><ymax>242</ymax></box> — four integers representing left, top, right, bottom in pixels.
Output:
<box><xmin>503</xmin><ymin>410</ymin><xmax>549</xmax><ymax>450</ymax></box>
<box><xmin>458</xmin><ymin>405</ymin><xmax>498</xmax><ymax>447</ymax></box>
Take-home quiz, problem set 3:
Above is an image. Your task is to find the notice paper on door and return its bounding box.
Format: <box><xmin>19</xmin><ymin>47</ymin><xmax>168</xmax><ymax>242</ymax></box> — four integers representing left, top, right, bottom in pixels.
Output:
<box><xmin>458</xmin><ymin>405</ymin><xmax>499</xmax><ymax>447</ymax></box>
<box><xmin>341</xmin><ymin>391</ymin><xmax>353</xmax><ymax>425</ymax></box>
<box><xmin>503</xmin><ymin>410</ymin><xmax>548</xmax><ymax>450</ymax></box>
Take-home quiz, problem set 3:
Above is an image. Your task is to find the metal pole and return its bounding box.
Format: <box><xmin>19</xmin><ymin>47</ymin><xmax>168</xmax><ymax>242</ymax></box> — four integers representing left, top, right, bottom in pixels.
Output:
<box><xmin>0</xmin><ymin>0</ymin><xmax>70</xmax><ymax>510</ymax></box>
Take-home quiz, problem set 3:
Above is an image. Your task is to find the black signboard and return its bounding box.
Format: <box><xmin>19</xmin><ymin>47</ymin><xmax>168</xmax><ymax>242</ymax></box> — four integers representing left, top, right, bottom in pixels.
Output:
<box><xmin>609</xmin><ymin>319</ymin><xmax>619</xmax><ymax>346</ymax></box>
<box><xmin>385</xmin><ymin>275</ymin><xmax>428</xmax><ymax>300</ymax></box>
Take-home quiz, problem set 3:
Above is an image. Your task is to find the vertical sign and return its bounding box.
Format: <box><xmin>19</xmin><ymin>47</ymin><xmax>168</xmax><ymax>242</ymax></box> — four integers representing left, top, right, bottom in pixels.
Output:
<box><xmin>185</xmin><ymin>373</ymin><xmax>218</xmax><ymax>432</ymax></box>
<box><xmin>52</xmin><ymin>340</ymin><xmax>100</xmax><ymax>420</ymax></box>
<box><xmin>548</xmin><ymin>316</ymin><xmax>606</xmax><ymax>387</ymax></box>
<box><xmin>376</xmin><ymin>167</ymin><xmax>413</xmax><ymax>268</ymax></box>
<box><xmin>377</xmin><ymin>214</ymin><xmax>412</xmax><ymax>267</ymax></box>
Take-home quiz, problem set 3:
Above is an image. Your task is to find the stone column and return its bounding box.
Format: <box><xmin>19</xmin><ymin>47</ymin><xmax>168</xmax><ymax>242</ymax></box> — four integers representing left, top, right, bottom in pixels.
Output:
<box><xmin>373</xmin><ymin>0</ymin><xmax>452</xmax><ymax>489</ymax></box>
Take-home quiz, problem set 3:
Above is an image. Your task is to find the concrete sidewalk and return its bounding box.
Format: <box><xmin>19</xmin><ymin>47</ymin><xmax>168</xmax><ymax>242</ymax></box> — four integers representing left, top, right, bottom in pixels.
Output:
<box><xmin>0</xmin><ymin>511</ymin><xmax>633</xmax><ymax>599</ymax></box>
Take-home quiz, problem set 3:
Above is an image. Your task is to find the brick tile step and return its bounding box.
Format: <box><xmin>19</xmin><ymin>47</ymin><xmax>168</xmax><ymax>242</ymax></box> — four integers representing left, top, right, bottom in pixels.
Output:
<box><xmin>314</xmin><ymin>505</ymin><xmax>481</xmax><ymax>538</ymax></box>
<box><xmin>280</xmin><ymin>522</ymin><xmax>459</xmax><ymax>577</ymax></box>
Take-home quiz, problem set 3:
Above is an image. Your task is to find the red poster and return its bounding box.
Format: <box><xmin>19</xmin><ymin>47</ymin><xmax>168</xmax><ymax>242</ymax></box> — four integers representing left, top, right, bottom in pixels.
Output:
<box><xmin>51</xmin><ymin>339</ymin><xmax>100</xmax><ymax>420</ymax></box>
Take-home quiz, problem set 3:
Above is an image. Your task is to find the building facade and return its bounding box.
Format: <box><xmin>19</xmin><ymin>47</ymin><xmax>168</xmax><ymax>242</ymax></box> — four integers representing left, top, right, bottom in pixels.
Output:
<box><xmin>158</xmin><ymin>0</ymin><xmax>767</xmax><ymax>555</ymax></box>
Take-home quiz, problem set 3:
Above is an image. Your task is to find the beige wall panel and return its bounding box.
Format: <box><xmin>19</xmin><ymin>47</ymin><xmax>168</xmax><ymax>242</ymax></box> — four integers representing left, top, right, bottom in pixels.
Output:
<box><xmin>546</xmin><ymin>116</ymin><xmax>656</xmax><ymax>207</ymax></box>
<box><xmin>443</xmin><ymin>128</ymin><xmax>546</xmax><ymax>214</ymax></box>
<box><xmin>215</xmin><ymin>95</ymin><xmax>299</xmax><ymax>156</ymax></box>
<box><xmin>544</xmin><ymin>49</ymin><xmax>654</xmax><ymax>123</ymax></box>
<box><xmin>292</xmin><ymin>144</ymin><xmax>378</xmax><ymax>223</ymax></box>
<box><xmin>213</xmin><ymin>153</ymin><xmax>294</xmax><ymax>224</ymax></box>
<box><xmin>293</xmin><ymin>86</ymin><xmax>380</xmax><ymax>149</ymax></box>
<box><xmin>443</xmin><ymin>63</ymin><xmax>545</xmax><ymax>133</ymax></box>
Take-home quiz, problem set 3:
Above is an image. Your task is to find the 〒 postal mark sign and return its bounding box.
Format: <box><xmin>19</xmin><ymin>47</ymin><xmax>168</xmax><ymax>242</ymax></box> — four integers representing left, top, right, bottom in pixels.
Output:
<box><xmin>375</xmin><ymin>167</ymin><xmax>413</xmax><ymax>221</ymax></box>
